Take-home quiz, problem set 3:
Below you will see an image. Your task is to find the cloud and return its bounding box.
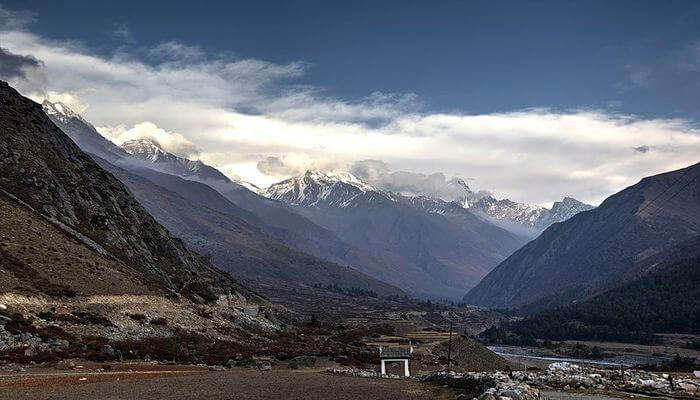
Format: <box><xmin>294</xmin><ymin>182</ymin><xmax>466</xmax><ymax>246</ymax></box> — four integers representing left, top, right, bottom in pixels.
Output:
<box><xmin>0</xmin><ymin>46</ymin><xmax>46</xmax><ymax>93</ymax></box>
<box><xmin>97</xmin><ymin>122</ymin><xmax>200</xmax><ymax>158</ymax></box>
<box><xmin>257</xmin><ymin>156</ymin><xmax>298</xmax><ymax>176</ymax></box>
<box><xmin>0</xmin><ymin>47</ymin><xmax>41</xmax><ymax>79</ymax></box>
<box><xmin>149</xmin><ymin>41</ymin><xmax>204</xmax><ymax>62</ymax></box>
<box><xmin>351</xmin><ymin>160</ymin><xmax>490</xmax><ymax>203</ymax></box>
<box><xmin>1</xmin><ymin>26</ymin><xmax>699</xmax><ymax>205</ymax></box>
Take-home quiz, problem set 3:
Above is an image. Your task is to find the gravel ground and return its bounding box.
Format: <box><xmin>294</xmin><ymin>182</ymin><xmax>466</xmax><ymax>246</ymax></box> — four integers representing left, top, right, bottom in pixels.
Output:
<box><xmin>541</xmin><ymin>391</ymin><xmax>624</xmax><ymax>400</ymax></box>
<box><xmin>0</xmin><ymin>367</ymin><xmax>453</xmax><ymax>400</ymax></box>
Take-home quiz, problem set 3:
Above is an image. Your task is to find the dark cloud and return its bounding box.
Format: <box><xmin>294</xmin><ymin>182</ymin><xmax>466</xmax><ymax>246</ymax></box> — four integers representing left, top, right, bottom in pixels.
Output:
<box><xmin>0</xmin><ymin>47</ymin><xmax>42</xmax><ymax>80</ymax></box>
<box><xmin>634</xmin><ymin>145</ymin><xmax>651</xmax><ymax>153</ymax></box>
<box><xmin>257</xmin><ymin>156</ymin><xmax>298</xmax><ymax>176</ymax></box>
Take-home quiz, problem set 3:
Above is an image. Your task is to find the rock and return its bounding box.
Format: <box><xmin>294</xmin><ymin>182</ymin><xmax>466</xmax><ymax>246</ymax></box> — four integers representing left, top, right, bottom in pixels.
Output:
<box><xmin>478</xmin><ymin>394</ymin><xmax>497</xmax><ymax>400</ymax></box>
<box><xmin>255</xmin><ymin>360</ymin><xmax>271</xmax><ymax>371</ymax></box>
<box><xmin>208</xmin><ymin>365</ymin><xmax>226</xmax><ymax>371</ymax></box>
<box><xmin>101</xmin><ymin>345</ymin><xmax>115</xmax><ymax>357</ymax></box>
<box><xmin>23</xmin><ymin>343</ymin><xmax>47</xmax><ymax>357</ymax></box>
<box><xmin>55</xmin><ymin>359</ymin><xmax>76</xmax><ymax>370</ymax></box>
<box><xmin>0</xmin><ymin>304</ymin><xmax>6</xmax><ymax>310</ymax></box>
<box><xmin>51</xmin><ymin>339</ymin><xmax>70</xmax><ymax>351</ymax></box>
<box><xmin>287</xmin><ymin>356</ymin><xmax>316</xmax><ymax>370</ymax></box>
<box><xmin>500</xmin><ymin>390</ymin><xmax>521</xmax><ymax>400</ymax></box>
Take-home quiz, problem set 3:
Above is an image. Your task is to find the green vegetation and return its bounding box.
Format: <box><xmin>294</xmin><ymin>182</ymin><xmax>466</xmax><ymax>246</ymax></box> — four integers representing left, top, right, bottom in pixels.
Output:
<box><xmin>313</xmin><ymin>283</ymin><xmax>378</xmax><ymax>298</ymax></box>
<box><xmin>481</xmin><ymin>257</ymin><xmax>699</xmax><ymax>345</ymax></box>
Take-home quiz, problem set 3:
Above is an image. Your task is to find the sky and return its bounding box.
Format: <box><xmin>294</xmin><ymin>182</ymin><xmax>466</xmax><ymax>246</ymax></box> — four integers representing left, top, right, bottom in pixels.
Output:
<box><xmin>0</xmin><ymin>1</ymin><xmax>699</xmax><ymax>205</ymax></box>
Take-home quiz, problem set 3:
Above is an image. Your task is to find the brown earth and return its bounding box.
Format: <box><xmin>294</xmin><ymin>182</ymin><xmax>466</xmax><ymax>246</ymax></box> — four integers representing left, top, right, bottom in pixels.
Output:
<box><xmin>0</xmin><ymin>366</ymin><xmax>454</xmax><ymax>400</ymax></box>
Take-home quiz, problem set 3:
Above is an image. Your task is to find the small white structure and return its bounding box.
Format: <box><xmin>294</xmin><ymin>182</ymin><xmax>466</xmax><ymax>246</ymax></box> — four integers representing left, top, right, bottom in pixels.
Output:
<box><xmin>378</xmin><ymin>345</ymin><xmax>414</xmax><ymax>377</ymax></box>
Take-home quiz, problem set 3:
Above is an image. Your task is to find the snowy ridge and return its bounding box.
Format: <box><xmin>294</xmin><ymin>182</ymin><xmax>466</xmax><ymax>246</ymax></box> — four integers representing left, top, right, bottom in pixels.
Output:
<box><xmin>265</xmin><ymin>169</ymin><xmax>593</xmax><ymax>229</ymax></box>
<box><xmin>470</xmin><ymin>195</ymin><xmax>594</xmax><ymax>232</ymax></box>
<box><xmin>42</xmin><ymin>101</ymin><xmax>88</xmax><ymax>125</ymax></box>
<box><xmin>264</xmin><ymin>169</ymin><xmax>387</xmax><ymax>208</ymax></box>
<box><xmin>120</xmin><ymin>138</ymin><xmax>260</xmax><ymax>192</ymax></box>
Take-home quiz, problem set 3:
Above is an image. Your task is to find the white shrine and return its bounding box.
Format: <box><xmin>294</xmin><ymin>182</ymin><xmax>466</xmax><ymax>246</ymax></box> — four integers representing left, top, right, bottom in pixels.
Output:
<box><xmin>378</xmin><ymin>345</ymin><xmax>414</xmax><ymax>377</ymax></box>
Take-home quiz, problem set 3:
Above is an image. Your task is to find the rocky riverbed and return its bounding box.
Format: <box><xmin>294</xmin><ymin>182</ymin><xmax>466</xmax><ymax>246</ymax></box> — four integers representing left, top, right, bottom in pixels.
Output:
<box><xmin>327</xmin><ymin>362</ymin><xmax>700</xmax><ymax>399</ymax></box>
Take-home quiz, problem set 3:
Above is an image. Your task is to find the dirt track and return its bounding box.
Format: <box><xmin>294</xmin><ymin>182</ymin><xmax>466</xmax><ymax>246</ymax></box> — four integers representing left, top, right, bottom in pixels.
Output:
<box><xmin>0</xmin><ymin>367</ymin><xmax>453</xmax><ymax>400</ymax></box>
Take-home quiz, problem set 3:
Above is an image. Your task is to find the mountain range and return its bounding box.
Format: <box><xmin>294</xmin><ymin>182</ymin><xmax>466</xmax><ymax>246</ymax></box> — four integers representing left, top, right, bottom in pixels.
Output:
<box><xmin>464</xmin><ymin>162</ymin><xmax>700</xmax><ymax>309</ymax></box>
<box><xmin>265</xmin><ymin>170</ymin><xmax>529</xmax><ymax>299</ymax></box>
<box><xmin>42</xmin><ymin>101</ymin><xmax>404</xmax><ymax>303</ymax></box>
<box><xmin>467</xmin><ymin>195</ymin><xmax>594</xmax><ymax>237</ymax></box>
<box><xmin>42</xmin><ymin>99</ymin><xmax>599</xmax><ymax>301</ymax></box>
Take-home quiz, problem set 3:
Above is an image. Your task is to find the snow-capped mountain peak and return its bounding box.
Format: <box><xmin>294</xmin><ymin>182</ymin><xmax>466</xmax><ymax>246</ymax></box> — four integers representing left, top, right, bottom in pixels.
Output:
<box><xmin>303</xmin><ymin>169</ymin><xmax>377</xmax><ymax>192</ymax></box>
<box><xmin>469</xmin><ymin>194</ymin><xmax>594</xmax><ymax>235</ymax></box>
<box><xmin>121</xmin><ymin>138</ymin><xmax>167</xmax><ymax>161</ymax></box>
<box><xmin>42</xmin><ymin>100</ymin><xmax>86</xmax><ymax>125</ymax></box>
<box><xmin>265</xmin><ymin>169</ymin><xmax>386</xmax><ymax>207</ymax></box>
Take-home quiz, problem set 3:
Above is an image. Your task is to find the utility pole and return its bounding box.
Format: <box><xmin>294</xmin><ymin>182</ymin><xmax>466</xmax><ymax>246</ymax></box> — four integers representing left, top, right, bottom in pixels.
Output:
<box><xmin>447</xmin><ymin>319</ymin><xmax>453</xmax><ymax>371</ymax></box>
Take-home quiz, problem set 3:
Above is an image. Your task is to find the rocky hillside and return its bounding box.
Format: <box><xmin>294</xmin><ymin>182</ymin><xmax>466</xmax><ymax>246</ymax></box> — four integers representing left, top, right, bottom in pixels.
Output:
<box><xmin>464</xmin><ymin>162</ymin><xmax>700</xmax><ymax>309</ymax></box>
<box><xmin>0</xmin><ymin>81</ymin><xmax>250</xmax><ymax>303</ymax></box>
<box><xmin>265</xmin><ymin>170</ymin><xmax>529</xmax><ymax>300</ymax></box>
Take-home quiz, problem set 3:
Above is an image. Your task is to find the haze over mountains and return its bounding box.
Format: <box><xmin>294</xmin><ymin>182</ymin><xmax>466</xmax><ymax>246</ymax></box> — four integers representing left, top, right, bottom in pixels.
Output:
<box><xmin>42</xmin><ymin>98</ymin><xmax>606</xmax><ymax>301</ymax></box>
<box><xmin>464</xmin><ymin>162</ymin><xmax>700</xmax><ymax>309</ymax></box>
<box><xmin>42</xmin><ymin>100</ymin><xmax>404</xmax><ymax>303</ymax></box>
<box><xmin>265</xmin><ymin>170</ymin><xmax>529</xmax><ymax>299</ymax></box>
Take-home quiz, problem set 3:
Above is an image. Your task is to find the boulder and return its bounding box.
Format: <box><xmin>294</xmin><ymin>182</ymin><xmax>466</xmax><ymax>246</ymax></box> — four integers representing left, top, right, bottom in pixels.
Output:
<box><xmin>56</xmin><ymin>359</ymin><xmax>76</xmax><ymax>370</ymax></box>
<box><xmin>288</xmin><ymin>356</ymin><xmax>317</xmax><ymax>369</ymax></box>
<box><xmin>255</xmin><ymin>360</ymin><xmax>272</xmax><ymax>371</ymax></box>
<box><xmin>101</xmin><ymin>345</ymin><xmax>115</xmax><ymax>357</ymax></box>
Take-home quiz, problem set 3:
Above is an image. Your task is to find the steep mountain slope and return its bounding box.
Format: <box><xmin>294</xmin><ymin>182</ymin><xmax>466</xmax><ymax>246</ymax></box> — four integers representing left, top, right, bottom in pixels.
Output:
<box><xmin>0</xmin><ymin>82</ymin><xmax>250</xmax><ymax>302</ymax></box>
<box><xmin>42</xmin><ymin>101</ymin><xmax>128</xmax><ymax>161</ymax></box>
<box><xmin>482</xmin><ymin>238</ymin><xmax>700</xmax><ymax>344</ymax></box>
<box><xmin>464</xmin><ymin>162</ymin><xmax>700</xmax><ymax>309</ymax></box>
<box><xmin>0</xmin><ymin>192</ymin><xmax>148</xmax><ymax>297</ymax></box>
<box><xmin>265</xmin><ymin>171</ymin><xmax>529</xmax><ymax>299</ymax></box>
<box><xmin>93</xmin><ymin>158</ymin><xmax>404</xmax><ymax>298</ymax></box>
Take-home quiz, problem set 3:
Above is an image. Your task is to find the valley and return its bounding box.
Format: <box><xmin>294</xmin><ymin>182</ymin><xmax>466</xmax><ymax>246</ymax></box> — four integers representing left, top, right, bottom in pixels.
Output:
<box><xmin>1</xmin><ymin>18</ymin><xmax>699</xmax><ymax>397</ymax></box>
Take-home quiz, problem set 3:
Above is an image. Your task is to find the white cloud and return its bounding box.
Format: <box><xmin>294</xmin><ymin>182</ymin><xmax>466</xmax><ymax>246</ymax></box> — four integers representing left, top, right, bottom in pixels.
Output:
<box><xmin>1</xmin><ymin>27</ymin><xmax>699</xmax><ymax>205</ymax></box>
<box><xmin>97</xmin><ymin>122</ymin><xmax>199</xmax><ymax>158</ymax></box>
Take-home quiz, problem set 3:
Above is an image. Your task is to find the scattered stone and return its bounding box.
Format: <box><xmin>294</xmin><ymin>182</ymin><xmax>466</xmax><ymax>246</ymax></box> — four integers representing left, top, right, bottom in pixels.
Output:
<box><xmin>324</xmin><ymin>367</ymin><xmax>379</xmax><ymax>378</ymax></box>
<box><xmin>209</xmin><ymin>365</ymin><xmax>226</xmax><ymax>371</ymax></box>
<box><xmin>255</xmin><ymin>360</ymin><xmax>272</xmax><ymax>371</ymax></box>
<box><xmin>288</xmin><ymin>355</ymin><xmax>317</xmax><ymax>369</ymax></box>
<box><xmin>55</xmin><ymin>359</ymin><xmax>76</xmax><ymax>370</ymax></box>
<box><xmin>101</xmin><ymin>345</ymin><xmax>115</xmax><ymax>357</ymax></box>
